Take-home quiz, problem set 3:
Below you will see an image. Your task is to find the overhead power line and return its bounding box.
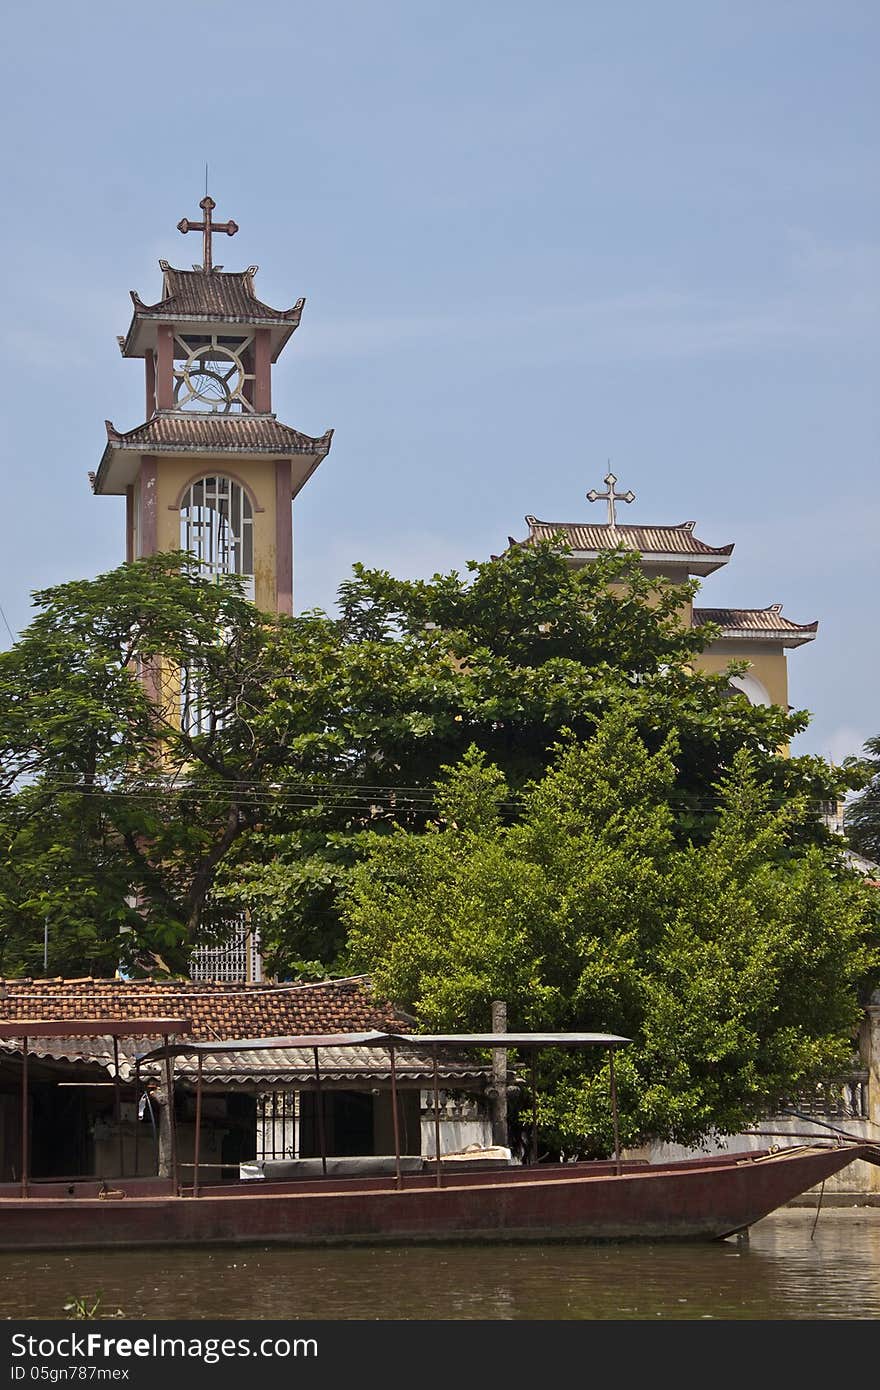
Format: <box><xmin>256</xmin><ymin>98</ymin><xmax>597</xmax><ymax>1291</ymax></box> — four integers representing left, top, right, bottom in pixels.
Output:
<box><xmin>7</xmin><ymin>777</ymin><xmax>846</xmax><ymax>817</ymax></box>
<box><xmin>0</xmin><ymin>603</ymin><xmax>16</xmax><ymax>644</ymax></box>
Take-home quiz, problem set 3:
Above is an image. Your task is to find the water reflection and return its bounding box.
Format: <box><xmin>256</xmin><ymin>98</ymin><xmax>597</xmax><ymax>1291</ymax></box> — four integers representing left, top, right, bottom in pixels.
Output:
<box><xmin>5</xmin><ymin>1209</ymin><xmax>879</xmax><ymax>1321</ymax></box>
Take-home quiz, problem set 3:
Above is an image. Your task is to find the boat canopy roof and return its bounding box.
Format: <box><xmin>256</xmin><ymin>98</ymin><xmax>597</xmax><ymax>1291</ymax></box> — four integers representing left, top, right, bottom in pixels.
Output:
<box><xmin>403</xmin><ymin>1033</ymin><xmax>631</xmax><ymax>1049</ymax></box>
<box><xmin>0</xmin><ymin>1018</ymin><xmax>193</xmax><ymax>1040</ymax></box>
<box><xmin>136</xmin><ymin>1029</ymin><xmax>631</xmax><ymax>1064</ymax></box>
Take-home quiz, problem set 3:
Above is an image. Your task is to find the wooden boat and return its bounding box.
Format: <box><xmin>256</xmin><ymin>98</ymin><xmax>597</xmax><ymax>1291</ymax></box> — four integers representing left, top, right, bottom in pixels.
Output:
<box><xmin>0</xmin><ymin>1139</ymin><xmax>876</xmax><ymax>1250</ymax></box>
<box><xmin>1</xmin><ymin>1026</ymin><xmax>877</xmax><ymax>1249</ymax></box>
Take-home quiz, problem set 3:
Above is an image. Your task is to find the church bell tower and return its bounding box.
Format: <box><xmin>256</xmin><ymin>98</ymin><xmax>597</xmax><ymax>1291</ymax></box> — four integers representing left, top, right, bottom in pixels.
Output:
<box><xmin>91</xmin><ymin>195</ymin><xmax>333</xmax><ymax>614</ymax></box>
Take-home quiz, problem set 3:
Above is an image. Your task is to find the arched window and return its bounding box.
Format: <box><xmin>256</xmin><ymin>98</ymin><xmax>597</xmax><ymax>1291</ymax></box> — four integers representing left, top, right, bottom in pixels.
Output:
<box><xmin>729</xmin><ymin>672</ymin><xmax>772</xmax><ymax>707</ymax></box>
<box><xmin>179</xmin><ymin>475</ymin><xmax>254</xmax><ymax>735</ymax></box>
<box><xmin>180</xmin><ymin>475</ymin><xmax>254</xmax><ymax>591</ymax></box>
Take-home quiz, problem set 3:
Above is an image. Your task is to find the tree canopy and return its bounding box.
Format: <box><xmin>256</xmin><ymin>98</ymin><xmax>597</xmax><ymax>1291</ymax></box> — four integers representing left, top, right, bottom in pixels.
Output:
<box><xmin>0</xmin><ymin>552</ymin><xmax>296</xmax><ymax>972</ymax></box>
<box><xmin>344</xmin><ymin>719</ymin><xmax>878</xmax><ymax>1151</ymax></box>
<box><xmin>0</xmin><ymin>542</ymin><xmax>857</xmax><ymax>980</ymax></box>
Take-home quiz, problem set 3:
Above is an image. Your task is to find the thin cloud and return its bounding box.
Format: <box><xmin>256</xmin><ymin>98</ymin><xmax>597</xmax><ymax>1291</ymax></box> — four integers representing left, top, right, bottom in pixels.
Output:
<box><xmin>297</xmin><ymin>239</ymin><xmax>880</xmax><ymax>366</ymax></box>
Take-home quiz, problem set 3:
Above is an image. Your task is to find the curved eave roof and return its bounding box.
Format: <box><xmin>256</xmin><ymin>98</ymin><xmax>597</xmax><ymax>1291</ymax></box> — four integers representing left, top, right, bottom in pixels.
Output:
<box><xmin>120</xmin><ymin>265</ymin><xmax>305</xmax><ymax>361</ymax></box>
<box><xmin>93</xmin><ymin>412</ymin><xmax>333</xmax><ymax>497</ymax></box>
<box><xmin>693</xmin><ymin>606</ymin><xmax>818</xmax><ymax>648</ymax></box>
<box><xmin>519</xmin><ymin>518</ymin><xmax>734</xmax><ymax>576</ymax></box>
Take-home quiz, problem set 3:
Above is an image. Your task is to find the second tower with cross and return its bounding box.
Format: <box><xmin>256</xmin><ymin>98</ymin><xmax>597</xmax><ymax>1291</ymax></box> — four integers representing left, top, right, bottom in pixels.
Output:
<box><xmin>91</xmin><ymin>195</ymin><xmax>332</xmax><ymax>615</ymax></box>
<box><xmin>514</xmin><ymin>470</ymin><xmax>818</xmax><ymax>714</ymax></box>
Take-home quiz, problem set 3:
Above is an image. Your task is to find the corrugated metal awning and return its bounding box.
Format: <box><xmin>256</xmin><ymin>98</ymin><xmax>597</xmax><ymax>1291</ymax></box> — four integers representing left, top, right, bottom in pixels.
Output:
<box><xmin>157</xmin><ymin>1044</ymin><xmax>488</xmax><ymax>1088</ymax></box>
<box><xmin>0</xmin><ymin>1035</ymin><xmax>489</xmax><ymax>1088</ymax></box>
<box><xmin>137</xmin><ymin>1029</ymin><xmax>631</xmax><ymax>1062</ymax></box>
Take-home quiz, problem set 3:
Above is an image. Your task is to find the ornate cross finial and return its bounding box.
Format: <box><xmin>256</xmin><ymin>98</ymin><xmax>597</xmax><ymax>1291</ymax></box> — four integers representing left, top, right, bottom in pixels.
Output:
<box><xmin>177</xmin><ymin>196</ymin><xmax>239</xmax><ymax>272</ymax></box>
<box><xmin>586</xmin><ymin>470</ymin><xmax>635</xmax><ymax>527</ymax></box>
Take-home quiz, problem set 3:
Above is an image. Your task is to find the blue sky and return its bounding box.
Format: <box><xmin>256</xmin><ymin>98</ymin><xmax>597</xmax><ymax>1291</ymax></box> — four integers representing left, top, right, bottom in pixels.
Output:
<box><xmin>0</xmin><ymin>1</ymin><xmax>876</xmax><ymax>762</ymax></box>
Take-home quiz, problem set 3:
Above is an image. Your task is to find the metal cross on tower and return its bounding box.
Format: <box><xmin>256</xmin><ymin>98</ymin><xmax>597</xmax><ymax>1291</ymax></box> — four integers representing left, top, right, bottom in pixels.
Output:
<box><xmin>177</xmin><ymin>196</ymin><xmax>239</xmax><ymax>272</ymax></box>
<box><xmin>586</xmin><ymin>471</ymin><xmax>636</xmax><ymax>527</ymax></box>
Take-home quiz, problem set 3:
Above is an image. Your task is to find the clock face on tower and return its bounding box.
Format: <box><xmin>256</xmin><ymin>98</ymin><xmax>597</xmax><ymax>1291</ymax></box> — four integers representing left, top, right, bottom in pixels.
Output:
<box><xmin>172</xmin><ymin>333</ymin><xmax>254</xmax><ymax>413</ymax></box>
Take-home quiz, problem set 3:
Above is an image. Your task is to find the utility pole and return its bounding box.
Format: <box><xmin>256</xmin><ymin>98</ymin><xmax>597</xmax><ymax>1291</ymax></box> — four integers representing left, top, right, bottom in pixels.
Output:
<box><xmin>491</xmin><ymin>1000</ymin><xmax>509</xmax><ymax>1150</ymax></box>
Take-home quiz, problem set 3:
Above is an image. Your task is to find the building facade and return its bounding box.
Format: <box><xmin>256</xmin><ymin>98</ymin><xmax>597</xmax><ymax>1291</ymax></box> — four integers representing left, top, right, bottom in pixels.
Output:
<box><xmin>0</xmin><ymin>977</ymin><xmax>491</xmax><ymax>1186</ymax></box>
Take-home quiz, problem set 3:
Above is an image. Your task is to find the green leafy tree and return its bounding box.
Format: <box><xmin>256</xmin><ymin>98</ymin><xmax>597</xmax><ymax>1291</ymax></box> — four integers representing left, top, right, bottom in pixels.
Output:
<box><xmin>0</xmin><ymin>786</ymin><xmax>137</xmax><ymax>976</ymax></box>
<box><xmin>844</xmin><ymin>735</ymin><xmax>880</xmax><ymax>863</ymax></box>
<box><xmin>344</xmin><ymin>717</ymin><xmax>877</xmax><ymax>1151</ymax></box>
<box><xmin>0</xmin><ymin>553</ymin><xmax>313</xmax><ymax>971</ymax></box>
<box><xmin>223</xmin><ymin>543</ymin><xmax>851</xmax><ymax>967</ymax></box>
<box><xmin>0</xmin><ymin>541</ymin><xmax>856</xmax><ymax>977</ymax></box>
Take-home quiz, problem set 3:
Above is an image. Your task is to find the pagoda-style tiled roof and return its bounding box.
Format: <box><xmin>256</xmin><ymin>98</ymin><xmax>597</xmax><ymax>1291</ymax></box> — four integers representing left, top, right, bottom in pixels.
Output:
<box><xmin>120</xmin><ymin>262</ymin><xmax>304</xmax><ymax>360</ymax></box>
<box><xmin>94</xmin><ymin>413</ymin><xmax>333</xmax><ymax>497</ymax></box>
<box><xmin>692</xmin><ymin>605</ymin><xmax>818</xmax><ymax>647</ymax></box>
<box><xmin>103</xmin><ymin>413</ymin><xmax>332</xmax><ymax>457</ymax></box>
<box><xmin>143</xmin><ymin>264</ymin><xmax>303</xmax><ymax>322</ymax></box>
<box><xmin>519</xmin><ymin>517</ymin><xmax>734</xmax><ymax>575</ymax></box>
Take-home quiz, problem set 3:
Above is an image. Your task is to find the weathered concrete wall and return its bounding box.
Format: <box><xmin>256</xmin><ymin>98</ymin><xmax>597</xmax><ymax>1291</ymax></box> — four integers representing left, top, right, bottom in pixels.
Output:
<box><xmin>634</xmin><ymin>1117</ymin><xmax>876</xmax><ymax>1198</ymax></box>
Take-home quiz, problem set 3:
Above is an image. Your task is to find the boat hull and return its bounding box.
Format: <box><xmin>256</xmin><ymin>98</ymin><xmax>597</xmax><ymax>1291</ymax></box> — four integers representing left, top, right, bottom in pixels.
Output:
<box><xmin>0</xmin><ymin>1144</ymin><xmax>875</xmax><ymax>1250</ymax></box>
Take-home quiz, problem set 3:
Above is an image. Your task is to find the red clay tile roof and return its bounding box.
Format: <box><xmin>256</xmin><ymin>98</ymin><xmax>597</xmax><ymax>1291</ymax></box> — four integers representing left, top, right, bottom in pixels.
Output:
<box><xmin>103</xmin><ymin>413</ymin><xmax>333</xmax><ymax>457</ymax></box>
<box><xmin>135</xmin><ymin>266</ymin><xmax>304</xmax><ymax>324</ymax></box>
<box><xmin>0</xmin><ymin>975</ymin><xmax>413</xmax><ymax>1042</ymax></box>
<box><xmin>522</xmin><ymin>517</ymin><xmax>734</xmax><ymax>561</ymax></box>
<box><xmin>120</xmin><ymin>264</ymin><xmax>305</xmax><ymax>360</ymax></box>
<box><xmin>693</xmin><ymin>605</ymin><xmax>818</xmax><ymax>646</ymax></box>
<box><xmin>150</xmin><ymin>265</ymin><xmax>301</xmax><ymax>319</ymax></box>
<box><xmin>0</xmin><ymin>979</ymin><xmax>493</xmax><ymax>1085</ymax></box>
<box><xmin>94</xmin><ymin>412</ymin><xmax>334</xmax><ymax>496</ymax></box>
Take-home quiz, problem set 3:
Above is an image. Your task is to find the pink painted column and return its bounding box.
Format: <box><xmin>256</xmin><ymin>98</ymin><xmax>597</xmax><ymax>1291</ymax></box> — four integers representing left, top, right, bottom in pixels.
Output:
<box><xmin>125</xmin><ymin>486</ymin><xmax>135</xmax><ymax>563</ymax></box>
<box><xmin>134</xmin><ymin>456</ymin><xmax>162</xmax><ymax>707</ymax></box>
<box><xmin>275</xmin><ymin>458</ymin><xmax>293</xmax><ymax>615</ymax></box>
<box><xmin>240</xmin><ymin>342</ymin><xmax>256</xmax><ymax>409</ymax></box>
<box><xmin>144</xmin><ymin>352</ymin><xmax>156</xmax><ymax>418</ymax></box>
<box><xmin>253</xmin><ymin>329</ymin><xmax>272</xmax><ymax>413</ymax></box>
<box><xmin>155</xmin><ymin>326</ymin><xmax>174</xmax><ymax>410</ymax></box>
<box><xmin>138</xmin><ymin>457</ymin><xmax>158</xmax><ymax>557</ymax></box>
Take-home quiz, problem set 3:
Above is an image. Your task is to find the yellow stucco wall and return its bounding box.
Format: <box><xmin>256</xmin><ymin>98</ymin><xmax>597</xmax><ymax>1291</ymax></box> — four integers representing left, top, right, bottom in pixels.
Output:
<box><xmin>594</xmin><ymin>555</ymin><xmax>794</xmax><ymax>715</ymax></box>
<box><xmin>589</xmin><ymin>561</ymin><xmax>793</xmax><ymax>713</ymax></box>
<box><xmin>640</xmin><ymin>564</ymin><xmax>694</xmax><ymax>631</ymax></box>
<box><xmin>598</xmin><ymin>564</ymin><xmax>694</xmax><ymax>629</ymax></box>
<box><xmin>696</xmin><ymin>641</ymin><xmax>789</xmax><ymax>708</ymax></box>
<box><xmin>152</xmin><ymin>456</ymin><xmax>280</xmax><ymax>612</ymax></box>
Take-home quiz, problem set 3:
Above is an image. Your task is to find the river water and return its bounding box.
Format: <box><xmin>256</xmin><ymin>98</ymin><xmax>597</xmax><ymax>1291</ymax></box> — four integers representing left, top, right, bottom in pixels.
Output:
<box><xmin>3</xmin><ymin>1208</ymin><xmax>878</xmax><ymax>1321</ymax></box>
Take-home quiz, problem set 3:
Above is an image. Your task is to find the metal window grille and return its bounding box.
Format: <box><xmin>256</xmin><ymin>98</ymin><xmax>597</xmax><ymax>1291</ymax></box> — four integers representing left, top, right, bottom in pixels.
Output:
<box><xmin>256</xmin><ymin>1092</ymin><xmax>299</xmax><ymax>1160</ymax></box>
<box><xmin>180</xmin><ymin>475</ymin><xmax>254</xmax><ymax>581</ymax></box>
<box><xmin>189</xmin><ymin>913</ymin><xmax>263</xmax><ymax>984</ymax></box>
<box><xmin>179</xmin><ymin>475</ymin><xmax>254</xmax><ymax>733</ymax></box>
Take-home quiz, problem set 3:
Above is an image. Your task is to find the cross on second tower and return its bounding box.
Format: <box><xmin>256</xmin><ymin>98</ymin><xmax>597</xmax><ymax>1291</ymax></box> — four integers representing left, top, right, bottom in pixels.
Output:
<box><xmin>586</xmin><ymin>471</ymin><xmax>635</xmax><ymax>527</ymax></box>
